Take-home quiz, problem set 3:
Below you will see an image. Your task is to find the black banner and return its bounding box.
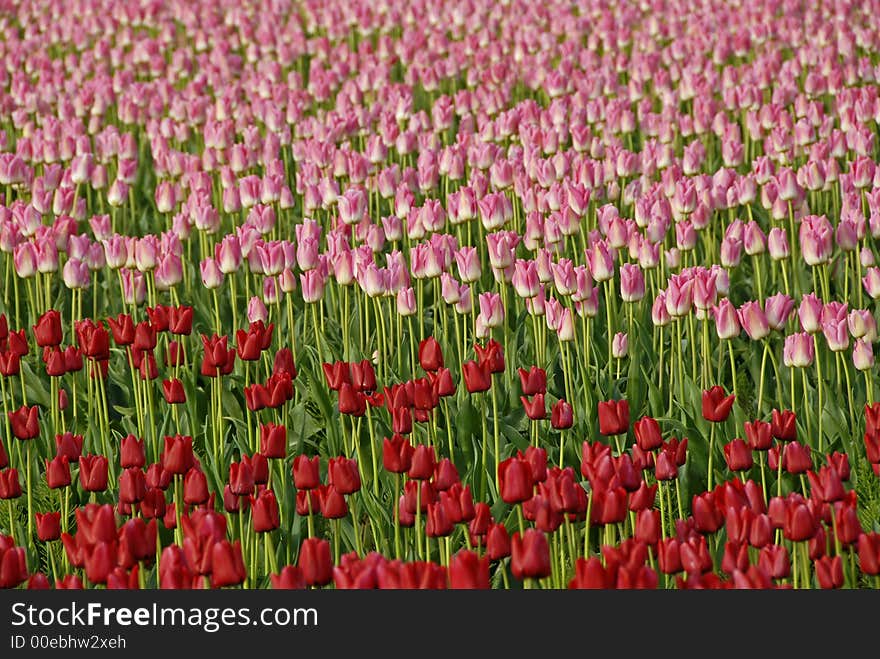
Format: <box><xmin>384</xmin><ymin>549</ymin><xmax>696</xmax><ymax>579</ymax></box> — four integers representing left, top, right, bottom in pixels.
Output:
<box><xmin>0</xmin><ymin>590</ymin><xmax>874</xmax><ymax>654</ymax></box>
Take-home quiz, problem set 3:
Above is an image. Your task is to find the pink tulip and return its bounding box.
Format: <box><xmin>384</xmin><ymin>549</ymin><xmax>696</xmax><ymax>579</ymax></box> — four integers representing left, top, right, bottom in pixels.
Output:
<box><xmin>783</xmin><ymin>333</ymin><xmax>815</xmax><ymax>368</ymax></box>
<box><xmin>619</xmin><ymin>263</ymin><xmax>645</xmax><ymax>303</ymax></box>
<box><xmin>737</xmin><ymin>301</ymin><xmax>770</xmax><ymax>341</ymax></box>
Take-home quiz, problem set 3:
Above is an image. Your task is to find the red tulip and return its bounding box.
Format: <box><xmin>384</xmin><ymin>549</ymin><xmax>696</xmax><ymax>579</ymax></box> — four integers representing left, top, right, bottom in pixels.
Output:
<box><xmin>75</xmin><ymin>319</ymin><xmax>110</xmax><ymax>361</ymax></box>
<box><xmin>8</xmin><ymin>405</ymin><xmax>39</xmax><ymax>440</ymax></box>
<box><xmin>598</xmin><ymin>399</ymin><xmax>629</xmax><ymax>436</ymax></box>
<box><xmin>338</xmin><ymin>383</ymin><xmax>366</xmax><ymax>416</ymax></box>
<box><xmin>169</xmin><ymin>306</ymin><xmax>193</xmax><ymax>335</ymax></box>
<box><xmin>771</xmin><ymin>409</ymin><xmax>797</xmax><ymax>441</ymax></box>
<box><xmin>551</xmin><ymin>399</ymin><xmax>573</xmax><ymax>429</ymax></box>
<box><xmin>161</xmin><ymin>435</ymin><xmax>195</xmax><ymax>475</ymax></box>
<box><xmin>723</xmin><ymin>438</ymin><xmax>754</xmax><ymax>472</ymax></box>
<box><xmin>448</xmin><ymin>550</ymin><xmax>489</xmax><ymax>589</ymax></box>
<box><xmin>211</xmin><ymin>540</ymin><xmax>247</xmax><ymax>588</ymax></box>
<box><xmin>510</xmin><ymin>529</ymin><xmax>551</xmax><ymax>580</ymax></box>
<box><xmin>408</xmin><ymin>444</ymin><xmax>436</xmax><ymax>481</ymax></box>
<box><xmin>815</xmin><ymin>555</ymin><xmax>844</xmax><ymax>589</ymax></box>
<box><xmin>322</xmin><ymin>361</ymin><xmax>351</xmax><ymax>390</ymax></box>
<box><xmin>486</xmin><ymin>523</ymin><xmax>511</xmax><ymax>560</ymax></box>
<box><xmin>298</xmin><ymin>537</ymin><xmax>332</xmax><ymax>586</ymax></box>
<box><xmin>79</xmin><ymin>455</ymin><xmax>109</xmax><ymax>492</ymax></box>
<box><xmin>44</xmin><ymin>456</ymin><xmax>70</xmax><ymax>489</ymax></box>
<box><xmin>120</xmin><ymin>434</ymin><xmax>145</xmax><ymax>469</ymax></box>
<box><xmin>271</xmin><ymin>566</ymin><xmax>306</xmax><ymax>589</ymax></box>
<box><xmin>108</xmin><ymin>314</ymin><xmax>135</xmax><ymax>346</ymax></box>
<box><xmin>568</xmin><ymin>557</ymin><xmax>614</xmax><ymax>589</ymax></box>
<box><xmin>183</xmin><ymin>467</ymin><xmax>209</xmax><ymax>505</ymax></box>
<box><xmin>33</xmin><ymin>309</ymin><xmax>62</xmax><ymax>347</ymax></box>
<box><xmin>498</xmin><ymin>456</ymin><xmax>533</xmax><ymax>504</ymax></box>
<box><xmin>634</xmin><ymin>416</ymin><xmax>662</xmax><ymax>451</ymax></box>
<box><xmin>118</xmin><ymin>467</ymin><xmax>146</xmax><ymax>504</ymax></box>
<box><xmin>521</xmin><ymin>393</ymin><xmax>546</xmax><ymax>420</ymax></box>
<box><xmin>260</xmin><ymin>423</ymin><xmax>287</xmax><ymax>459</ymax></box>
<box><xmin>229</xmin><ymin>460</ymin><xmax>254</xmax><ymax>496</ymax></box>
<box><xmin>702</xmin><ymin>385</ymin><xmax>735</xmax><ymax>422</ymax></box>
<box><xmin>462</xmin><ymin>360</ymin><xmax>491</xmax><ymax>393</ymax></box>
<box><xmin>253</xmin><ymin>489</ymin><xmax>280</xmax><ymax>532</ymax></box>
<box><xmin>419</xmin><ymin>336</ymin><xmax>444</xmax><ymax>372</ymax></box>
<box><xmin>383</xmin><ymin>434</ymin><xmax>413</xmax><ymax>473</ymax></box>
<box><xmin>517</xmin><ymin>366</ymin><xmax>547</xmax><ymax>395</ymax></box>
<box><xmin>328</xmin><ymin>457</ymin><xmax>361</xmax><ymax>494</ymax></box>
<box><xmin>744</xmin><ymin>420</ymin><xmax>773</xmax><ymax>451</ymax></box>
<box><xmin>858</xmin><ymin>533</ymin><xmax>880</xmax><ymax>575</ymax></box>
<box><xmin>162</xmin><ymin>378</ymin><xmax>186</xmax><ymax>404</ymax></box>
<box><xmin>292</xmin><ymin>455</ymin><xmax>320</xmax><ymax>490</ymax></box>
<box><xmin>784</xmin><ymin>502</ymin><xmax>817</xmax><ymax>542</ymax></box>
<box><xmin>55</xmin><ymin>432</ymin><xmax>83</xmax><ymax>462</ymax></box>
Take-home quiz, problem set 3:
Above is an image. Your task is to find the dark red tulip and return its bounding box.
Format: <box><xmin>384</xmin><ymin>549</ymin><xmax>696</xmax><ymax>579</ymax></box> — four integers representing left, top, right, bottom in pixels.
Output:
<box><xmin>657</xmin><ymin>538</ymin><xmax>682</xmax><ymax>574</ymax></box>
<box><xmin>35</xmin><ymin>511</ymin><xmax>60</xmax><ymax>541</ymax></box>
<box><xmin>75</xmin><ymin>320</ymin><xmax>110</xmax><ymax>361</ymax></box>
<box><xmin>8</xmin><ymin>405</ymin><xmax>39</xmax><ymax>440</ymax></box>
<box><xmin>462</xmin><ymin>360</ymin><xmax>491</xmax><ymax>393</ymax></box>
<box><xmin>448</xmin><ymin>550</ymin><xmax>489</xmax><ymax>589</ymax></box>
<box><xmin>259</xmin><ymin>423</ymin><xmax>287</xmax><ymax>459</ymax></box>
<box><xmin>628</xmin><ymin>481</ymin><xmax>657</xmax><ymax>511</ymax></box>
<box><xmin>781</xmin><ymin>442</ymin><xmax>812</xmax><ymax>474</ymax></box>
<box><xmin>722</xmin><ymin>541</ymin><xmax>750</xmax><ymax>575</ymax></box>
<box><xmin>723</xmin><ymin>438</ymin><xmax>754</xmax><ymax>472</ymax></box>
<box><xmin>200</xmin><ymin>334</ymin><xmax>235</xmax><ymax>377</ymax></box>
<box><xmin>702</xmin><ymin>386</ymin><xmax>735</xmax><ymax>422</ymax></box>
<box><xmin>0</xmin><ymin>350</ymin><xmax>20</xmax><ymax>376</ymax></box>
<box><xmin>517</xmin><ymin>366</ymin><xmax>547</xmax><ymax>396</ymax></box>
<box><xmin>807</xmin><ymin>466</ymin><xmax>845</xmax><ymax>503</ymax></box>
<box><xmin>7</xmin><ymin>330</ymin><xmax>28</xmax><ymax>357</ymax></box>
<box><xmin>118</xmin><ymin>467</ymin><xmax>146</xmax><ymax>504</ymax></box>
<box><xmin>120</xmin><ymin>434</ymin><xmax>145</xmax><ymax>469</ymax></box>
<box><xmin>212</xmin><ymin>540</ymin><xmax>247</xmax><ymax>588</ymax></box>
<box><xmin>418</xmin><ymin>336</ymin><xmax>444</xmax><ymax>372</ymax></box>
<box><xmin>183</xmin><ymin>468</ymin><xmax>209</xmax><ymax>505</ymax></box>
<box><xmin>322</xmin><ymin>361</ymin><xmax>351</xmax><ymax>390</ymax></box>
<box><xmin>679</xmin><ymin>536</ymin><xmax>713</xmax><ymax>575</ymax></box>
<box><xmin>408</xmin><ymin>444</ymin><xmax>436</xmax><ymax>481</ymax></box>
<box><xmin>83</xmin><ymin>541</ymin><xmax>115</xmax><ymax>585</ymax></box>
<box><xmin>145</xmin><ymin>463</ymin><xmax>171</xmax><ymax>490</ymax></box>
<box><xmin>351</xmin><ymin>360</ymin><xmax>377</xmax><ymax>392</ymax></box>
<box><xmin>634</xmin><ymin>416</ymin><xmax>662</xmax><ymax>451</ymax></box>
<box><xmin>162</xmin><ymin>435</ymin><xmax>195</xmax><ymax>475</ymax></box>
<box><xmin>295</xmin><ymin>489</ymin><xmax>320</xmax><ymax>516</ymax></box>
<box><xmin>568</xmin><ymin>557</ymin><xmax>614</xmax><ymax>589</ymax></box>
<box><xmin>827</xmin><ymin>452</ymin><xmax>851</xmax><ymax>481</ymax></box>
<box><xmin>486</xmin><ymin>522</ymin><xmax>511</xmax><ymax>560</ymax></box>
<box><xmin>425</xmin><ymin>501</ymin><xmax>454</xmax><ymax>537</ymax></box>
<box><xmin>328</xmin><ymin>457</ymin><xmax>360</xmax><ymax>494</ymax></box>
<box><xmin>858</xmin><ymin>533</ymin><xmax>880</xmax><ymax>575</ymax></box>
<box><xmin>272</xmin><ymin>348</ymin><xmax>297</xmax><ymax>378</ymax></box>
<box><xmin>433</xmin><ymin>458</ymin><xmax>460</xmax><ymax>491</ymax></box>
<box><xmin>692</xmin><ymin>492</ymin><xmax>723</xmax><ymax>534</ymax></box>
<box><xmin>815</xmin><ymin>555</ymin><xmax>844</xmax><ymax>589</ymax></box>
<box><xmin>402</xmin><ymin>480</ymin><xmax>436</xmax><ymax>514</ymax></box>
<box><xmin>598</xmin><ymin>399</ymin><xmax>629</xmax><ymax>436</ymax></box>
<box><xmin>635</xmin><ymin>509</ymin><xmax>661</xmax><ymax>546</ymax></box>
<box><xmin>338</xmin><ymin>383</ymin><xmax>366</xmax><ymax>416</ymax></box>
<box><xmin>133</xmin><ymin>321</ymin><xmax>157</xmax><ymax>352</ymax></box>
<box><xmin>253</xmin><ymin>489</ymin><xmax>280</xmax><ymax>532</ymax></box>
<box><xmin>146</xmin><ymin>305</ymin><xmax>170</xmax><ymax>332</ymax></box>
<box><xmin>518</xmin><ymin>392</ymin><xmax>545</xmax><ymax>421</ymax></box>
<box><xmin>511</xmin><ymin>529</ymin><xmax>551</xmax><ymax>580</ymax></box>
<box><xmin>474</xmin><ymin>339</ymin><xmax>504</xmax><ymax>373</ymax></box>
<box><xmin>551</xmin><ymin>399</ymin><xmax>574</xmax><ymax>429</ymax></box>
<box><xmin>654</xmin><ymin>451</ymin><xmax>678</xmax><ymax>481</ymax></box>
<box><xmin>162</xmin><ymin>378</ymin><xmax>186</xmax><ymax>404</ymax></box>
<box><xmin>592</xmin><ymin>486</ymin><xmax>627</xmax><ymax>525</ymax></box>
<box><xmin>391</xmin><ymin>406</ymin><xmax>412</xmax><ymax>434</ymax></box>
<box><xmin>784</xmin><ymin>502</ymin><xmax>817</xmax><ymax>542</ymax></box>
<box><xmin>108</xmin><ymin>314</ymin><xmax>135</xmax><ymax>346</ymax></box>
<box><xmin>499</xmin><ymin>456</ymin><xmax>533</xmax><ymax>504</ymax></box>
<box><xmin>429</xmin><ymin>367</ymin><xmax>456</xmax><ymax>397</ymax></box>
<box><xmin>79</xmin><ymin>454</ymin><xmax>109</xmax><ymax>492</ymax></box>
<box><xmin>44</xmin><ymin>456</ymin><xmax>70</xmax><ymax>489</ymax></box>
<box><xmin>524</xmin><ymin>446</ymin><xmax>548</xmax><ymax>483</ymax></box>
<box><xmin>744</xmin><ymin>420</ymin><xmax>772</xmax><ymax>451</ymax></box>
<box><xmin>236</xmin><ymin>325</ymin><xmax>264</xmax><ymax>361</ymax></box>
<box><xmin>33</xmin><ymin>309</ymin><xmax>62</xmax><ymax>347</ymax></box>
<box><xmin>0</xmin><ymin>442</ymin><xmax>6</xmax><ymax>469</ymax></box>
<box><xmin>169</xmin><ymin>306</ymin><xmax>193</xmax><ymax>335</ymax></box>
<box><xmin>271</xmin><ymin>566</ymin><xmax>306</xmax><ymax>589</ymax></box>
<box><xmin>292</xmin><ymin>455</ymin><xmax>320</xmax><ymax>490</ymax></box>
<box><xmin>27</xmin><ymin>573</ymin><xmax>51</xmax><ymax>590</ymax></box>
<box><xmin>771</xmin><ymin>409</ymin><xmax>797</xmax><ymax>441</ymax></box>
<box><xmin>43</xmin><ymin>346</ymin><xmax>67</xmax><ymax>376</ymax></box>
<box><xmin>756</xmin><ymin>544</ymin><xmax>790</xmax><ymax>579</ymax></box>
<box><xmin>318</xmin><ymin>484</ymin><xmax>348</xmax><ymax>519</ymax></box>
<box><xmin>55</xmin><ymin>432</ymin><xmax>83</xmax><ymax>462</ymax></box>
<box><xmin>229</xmin><ymin>460</ymin><xmax>255</xmax><ymax>496</ymax></box>
<box><xmin>383</xmin><ymin>434</ymin><xmax>413</xmax><ymax>473</ymax></box>
<box><xmin>0</xmin><ymin>544</ymin><xmax>27</xmax><ymax>588</ymax></box>
<box><xmin>298</xmin><ymin>537</ymin><xmax>332</xmax><ymax>586</ymax></box>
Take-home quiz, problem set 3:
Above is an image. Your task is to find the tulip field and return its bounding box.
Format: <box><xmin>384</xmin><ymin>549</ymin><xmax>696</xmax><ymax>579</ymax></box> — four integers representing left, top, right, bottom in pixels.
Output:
<box><xmin>3</xmin><ymin>0</ymin><xmax>880</xmax><ymax>591</ymax></box>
